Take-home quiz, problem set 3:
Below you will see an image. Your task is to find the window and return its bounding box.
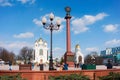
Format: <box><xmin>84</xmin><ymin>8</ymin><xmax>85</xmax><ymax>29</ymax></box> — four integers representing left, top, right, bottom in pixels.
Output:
<box><xmin>39</xmin><ymin>49</ymin><xmax>43</xmax><ymax>56</ymax></box>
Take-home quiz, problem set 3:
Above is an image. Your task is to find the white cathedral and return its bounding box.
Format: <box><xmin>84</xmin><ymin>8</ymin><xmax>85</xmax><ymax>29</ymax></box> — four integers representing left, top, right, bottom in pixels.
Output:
<box><xmin>33</xmin><ymin>38</ymin><xmax>48</xmax><ymax>64</ymax></box>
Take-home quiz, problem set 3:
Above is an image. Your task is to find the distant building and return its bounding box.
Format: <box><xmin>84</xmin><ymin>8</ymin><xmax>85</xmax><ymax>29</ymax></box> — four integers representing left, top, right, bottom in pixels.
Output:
<box><xmin>101</xmin><ymin>46</ymin><xmax>120</xmax><ymax>56</ymax></box>
<box><xmin>33</xmin><ymin>38</ymin><xmax>48</xmax><ymax>64</ymax></box>
<box><xmin>100</xmin><ymin>46</ymin><xmax>120</xmax><ymax>64</ymax></box>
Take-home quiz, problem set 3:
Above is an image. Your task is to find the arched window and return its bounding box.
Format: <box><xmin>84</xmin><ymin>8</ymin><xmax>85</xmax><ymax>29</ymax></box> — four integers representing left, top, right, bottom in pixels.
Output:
<box><xmin>39</xmin><ymin>49</ymin><xmax>43</xmax><ymax>56</ymax></box>
<box><xmin>79</xmin><ymin>56</ymin><xmax>82</xmax><ymax>62</ymax></box>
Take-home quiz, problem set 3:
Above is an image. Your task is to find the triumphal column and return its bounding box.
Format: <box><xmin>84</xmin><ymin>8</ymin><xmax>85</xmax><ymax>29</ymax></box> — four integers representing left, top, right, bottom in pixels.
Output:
<box><xmin>64</xmin><ymin>7</ymin><xmax>74</xmax><ymax>66</ymax></box>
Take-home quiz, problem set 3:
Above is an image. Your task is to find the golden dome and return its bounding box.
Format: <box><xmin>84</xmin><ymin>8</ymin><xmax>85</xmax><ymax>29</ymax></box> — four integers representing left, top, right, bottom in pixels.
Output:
<box><xmin>38</xmin><ymin>38</ymin><xmax>43</xmax><ymax>42</ymax></box>
<box><xmin>75</xmin><ymin>44</ymin><xmax>80</xmax><ymax>48</ymax></box>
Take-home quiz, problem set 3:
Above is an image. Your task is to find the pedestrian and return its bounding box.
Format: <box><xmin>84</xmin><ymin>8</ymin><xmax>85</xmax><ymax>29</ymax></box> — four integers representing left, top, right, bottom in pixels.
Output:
<box><xmin>79</xmin><ymin>61</ymin><xmax>82</xmax><ymax>68</ymax></box>
<box><xmin>9</xmin><ymin>61</ymin><xmax>12</xmax><ymax>70</ymax></box>
<box><xmin>39</xmin><ymin>59</ymin><xmax>44</xmax><ymax>70</ymax></box>
<box><xmin>76</xmin><ymin>63</ymin><xmax>79</xmax><ymax>68</ymax></box>
<box><xmin>74</xmin><ymin>61</ymin><xmax>77</xmax><ymax>68</ymax></box>
<box><xmin>59</xmin><ymin>63</ymin><xmax>64</xmax><ymax>71</ymax></box>
<box><xmin>63</xmin><ymin>63</ymin><xmax>68</xmax><ymax>70</ymax></box>
<box><xmin>32</xmin><ymin>63</ymin><xmax>34</xmax><ymax>69</ymax></box>
<box><xmin>106</xmin><ymin>60</ymin><xmax>113</xmax><ymax>69</ymax></box>
<box><xmin>28</xmin><ymin>61</ymin><xmax>32</xmax><ymax>64</ymax></box>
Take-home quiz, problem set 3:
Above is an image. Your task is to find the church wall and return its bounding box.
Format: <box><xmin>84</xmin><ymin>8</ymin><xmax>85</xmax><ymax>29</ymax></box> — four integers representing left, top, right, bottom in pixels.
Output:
<box><xmin>74</xmin><ymin>44</ymin><xmax>84</xmax><ymax>64</ymax></box>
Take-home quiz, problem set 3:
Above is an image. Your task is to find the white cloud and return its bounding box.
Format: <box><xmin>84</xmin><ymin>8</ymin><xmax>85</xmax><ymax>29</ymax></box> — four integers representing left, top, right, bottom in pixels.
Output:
<box><xmin>40</xmin><ymin>8</ymin><xmax>43</xmax><ymax>11</ymax></box>
<box><xmin>54</xmin><ymin>16</ymin><xmax>65</xmax><ymax>23</ymax></box>
<box><xmin>33</xmin><ymin>18</ymin><xmax>42</xmax><ymax>26</ymax></box>
<box><xmin>105</xmin><ymin>39</ymin><xmax>120</xmax><ymax>46</ymax></box>
<box><xmin>53</xmin><ymin>47</ymin><xmax>65</xmax><ymax>59</ymax></box>
<box><xmin>85</xmin><ymin>47</ymin><xmax>98</xmax><ymax>52</ymax></box>
<box><xmin>71</xmin><ymin>13</ymin><xmax>108</xmax><ymax>34</ymax></box>
<box><xmin>0</xmin><ymin>0</ymin><xmax>36</xmax><ymax>7</ymax></box>
<box><xmin>17</xmin><ymin>0</ymin><xmax>27</xmax><ymax>4</ymax></box>
<box><xmin>17</xmin><ymin>0</ymin><xmax>35</xmax><ymax>4</ymax></box>
<box><xmin>0</xmin><ymin>41</ymin><xmax>33</xmax><ymax>54</ymax></box>
<box><xmin>30</xmin><ymin>0</ymin><xmax>35</xmax><ymax>4</ymax></box>
<box><xmin>103</xmin><ymin>24</ymin><xmax>118</xmax><ymax>32</ymax></box>
<box><xmin>8</xmin><ymin>41</ymin><xmax>33</xmax><ymax>49</ymax></box>
<box><xmin>13</xmin><ymin>32</ymin><xmax>34</xmax><ymax>38</ymax></box>
<box><xmin>53</xmin><ymin>47</ymin><xmax>63</xmax><ymax>52</ymax></box>
<box><xmin>0</xmin><ymin>0</ymin><xmax>12</xmax><ymax>7</ymax></box>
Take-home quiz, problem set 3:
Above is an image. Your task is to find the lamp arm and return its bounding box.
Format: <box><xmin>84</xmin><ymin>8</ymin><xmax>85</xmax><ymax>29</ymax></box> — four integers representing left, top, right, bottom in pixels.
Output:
<box><xmin>52</xmin><ymin>24</ymin><xmax>60</xmax><ymax>30</ymax></box>
<box><xmin>43</xmin><ymin>23</ymin><xmax>51</xmax><ymax>30</ymax></box>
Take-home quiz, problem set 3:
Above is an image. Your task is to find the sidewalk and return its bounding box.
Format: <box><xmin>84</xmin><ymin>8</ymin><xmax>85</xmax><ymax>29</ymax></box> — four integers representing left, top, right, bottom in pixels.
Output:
<box><xmin>0</xmin><ymin>64</ymin><xmax>120</xmax><ymax>71</ymax></box>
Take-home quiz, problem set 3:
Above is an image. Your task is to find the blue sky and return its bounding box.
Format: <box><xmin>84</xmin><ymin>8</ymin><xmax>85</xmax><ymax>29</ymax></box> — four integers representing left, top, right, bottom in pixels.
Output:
<box><xmin>0</xmin><ymin>0</ymin><xmax>120</xmax><ymax>58</ymax></box>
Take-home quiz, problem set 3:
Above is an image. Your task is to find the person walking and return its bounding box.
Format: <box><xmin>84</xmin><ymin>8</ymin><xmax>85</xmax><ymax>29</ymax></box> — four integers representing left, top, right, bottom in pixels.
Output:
<box><xmin>39</xmin><ymin>59</ymin><xmax>44</xmax><ymax>70</ymax></box>
<box><xmin>106</xmin><ymin>60</ymin><xmax>113</xmax><ymax>69</ymax></box>
<box><xmin>9</xmin><ymin>61</ymin><xmax>12</xmax><ymax>70</ymax></box>
<box><xmin>59</xmin><ymin>63</ymin><xmax>64</xmax><ymax>71</ymax></box>
<box><xmin>63</xmin><ymin>63</ymin><xmax>68</xmax><ymax>70</ymax></box>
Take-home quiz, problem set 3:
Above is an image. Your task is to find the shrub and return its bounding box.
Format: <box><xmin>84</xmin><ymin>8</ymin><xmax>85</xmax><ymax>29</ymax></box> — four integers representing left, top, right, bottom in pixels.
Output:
<box><xmin>0</xmin><ymin>73</ymin><xmax>27</xmax><ymax>80</ymax></box>
<box><xmin>98</xmin><ymin>72</ymin><xmax>120</xmax><ymax>80</ymax></box>
<box><xmin>49</xmin><ymin>73</ymin><xmax>90</xmax><ymax>80</ymax></box>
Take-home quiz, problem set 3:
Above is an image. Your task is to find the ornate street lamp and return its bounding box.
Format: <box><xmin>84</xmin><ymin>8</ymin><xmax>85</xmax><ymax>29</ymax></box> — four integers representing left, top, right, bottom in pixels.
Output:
<box><xmin>42</xmin><ymin>13</ymin><xmax>61</xmax><ymax>70</ymax></box>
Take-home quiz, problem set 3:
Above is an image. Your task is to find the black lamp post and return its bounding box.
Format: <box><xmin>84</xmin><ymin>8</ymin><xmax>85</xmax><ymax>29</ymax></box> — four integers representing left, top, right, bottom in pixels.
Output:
<box><xmin>42</xmin><ymin>13</ymin><xmax>61</xmax><ymax>70</ymax></box>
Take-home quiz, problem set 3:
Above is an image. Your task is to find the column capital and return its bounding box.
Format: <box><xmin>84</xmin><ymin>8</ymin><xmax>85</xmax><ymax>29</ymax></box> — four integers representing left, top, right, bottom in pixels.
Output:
<box><xmin>65</xmin><ymin>15</ymin><xmax>72</xmax><ymax>19</ymax></box>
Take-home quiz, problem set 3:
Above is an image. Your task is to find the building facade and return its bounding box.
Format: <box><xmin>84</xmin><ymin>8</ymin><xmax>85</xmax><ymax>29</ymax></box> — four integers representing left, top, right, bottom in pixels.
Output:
<box><xmin>33</xmin><ymin>38</ymin><xmax>48</xmax><ymax>64</ymax></box>
<box><xmin>100</xmin><ymin>46</ymin><xmax>120</xmax><ymax>64</ymax></box>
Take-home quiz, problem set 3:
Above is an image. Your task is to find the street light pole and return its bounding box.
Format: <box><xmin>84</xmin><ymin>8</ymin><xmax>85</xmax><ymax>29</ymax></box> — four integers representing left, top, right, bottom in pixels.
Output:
<box><xmin>42</xmin><ymin>13</ymin><xmax>61</xmax><ymax>70</ymax></box>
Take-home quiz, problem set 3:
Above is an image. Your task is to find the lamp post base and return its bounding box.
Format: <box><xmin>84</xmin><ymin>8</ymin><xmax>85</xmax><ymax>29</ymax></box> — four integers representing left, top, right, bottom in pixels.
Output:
<box><xmin>49</xmin><ymin>67</ymin><xmax>54</xmax><ymax>70</ymax></box>
<box><xmin>49</xmin><ymin>59</ymin><xmax>54</xmax><ymax>70</ymax></box>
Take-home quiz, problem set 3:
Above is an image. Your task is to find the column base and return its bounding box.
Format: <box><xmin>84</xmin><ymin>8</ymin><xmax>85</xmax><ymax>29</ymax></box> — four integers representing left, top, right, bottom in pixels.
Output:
<box><xmin>64</xmin><ymin>51</ymin><xmax>74</xmax><ymax>67</ymax></box>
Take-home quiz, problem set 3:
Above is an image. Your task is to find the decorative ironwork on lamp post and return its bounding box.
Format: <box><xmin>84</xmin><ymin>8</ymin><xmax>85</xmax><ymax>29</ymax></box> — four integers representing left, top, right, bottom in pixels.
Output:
<box><xmin>42</xmin><ymin>13</ymin><xmax>61</xmax><ymax>70</ymax></box>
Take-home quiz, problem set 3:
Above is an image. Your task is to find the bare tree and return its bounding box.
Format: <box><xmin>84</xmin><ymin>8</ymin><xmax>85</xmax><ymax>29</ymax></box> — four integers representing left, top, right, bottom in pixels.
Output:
<box><xmin>19</xmin><ymin>47</ymin><xmax>33</xmax><ymax>64</ymax></box>
<box><xmin>95</xmin><ymin>56</ymin><xmax>103</xmax><ymax>65</ymax></box>
<box><xmin>90</xmin><ymin>51</ymin><xmax>99</xmax><ymax>57</ymax></box>
<box><xmin>0</xmin><ymin>48</ymin><xmax>9</xmax><ymax>62</ymax></box>
<box><xmin>84</xmin><ymin>54</ymin><xmax>92</xmax><ymax>64</ymax></box>
<box><xmin>9</xmin><ymin>52</ymin><xmax>15</xmax><ymax>64</ymax></box>
<box><xmin>85</xmin><ymin>52</ymin><xmax>103</xmax><ymax>65</ymax></box>
<box><xmin>0</xmin><ymin>47</ymin><xmax>15</xmax><ymax>63</ymax></box>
